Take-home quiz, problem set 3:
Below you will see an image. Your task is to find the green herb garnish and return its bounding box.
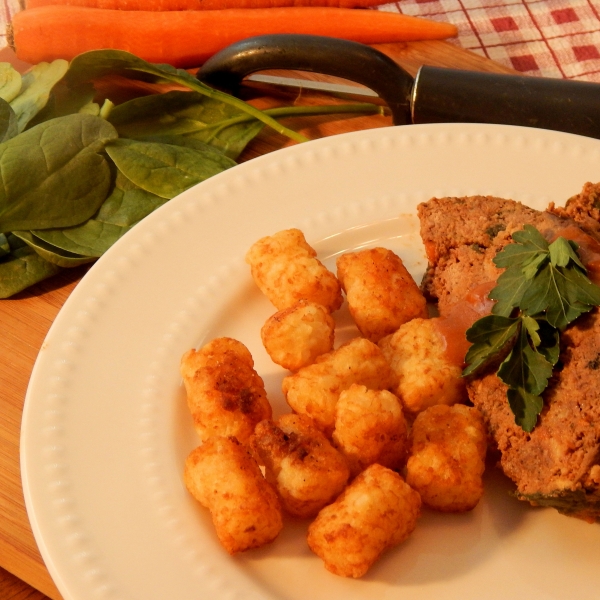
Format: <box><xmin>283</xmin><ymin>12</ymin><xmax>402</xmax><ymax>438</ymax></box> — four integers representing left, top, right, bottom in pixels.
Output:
<box><xmin>463</xmin><ymin>224</ymin><xmax>600</xmax><ymax>432</ymax></box>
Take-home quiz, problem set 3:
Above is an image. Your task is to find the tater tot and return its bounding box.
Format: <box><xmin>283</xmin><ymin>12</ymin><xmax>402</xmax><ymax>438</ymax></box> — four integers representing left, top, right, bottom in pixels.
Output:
<box><xmin>261</xmin><ymin>299</ymin><xmax>335</xmax><ymax>371</ymax></box>
<box><xmin>332</xmin><ymin>384</ymin><xmax>408</xmax><ymax>478</ymax></box>
<box><xmin>180</xmin><ymin>337</ymin><xmax>272</xmax><ymax>445</ymax></box>
<box><xmin>307</xmin><ymin>463</ymin><xmax>421</xmax><ymax>578</ymax></box>
<box><xmin>251</xmin><ymin>414</ymin><xmax>350</xmax><ymax>518</ymax></box>
<box><xmin>336</xmin><ymin>247</ymin><xmax>428</xmax><ymax>342</ymax></box>
<box><xmin>405</xmin><ymin>404</ymin><xmax>487</xmax><ymax>512</ymax></box>
<box><xmin>184</xmin><ymin>436</ymin><xmax>283</xmax><ymax>554</ymax></box>
<box><xmin>378</xmin><ymin>318</ymin><xmax>466</xmax><ymax>415</ymax></box>
<box><xmin>282</xmin><ymin>337</ymin><xmax>398</xmax><ymax>436</ymax></box>
<box><xmin>245</xmin><ymin>228</ymin><xmax>343</xmax><ymax>312</ymax></box>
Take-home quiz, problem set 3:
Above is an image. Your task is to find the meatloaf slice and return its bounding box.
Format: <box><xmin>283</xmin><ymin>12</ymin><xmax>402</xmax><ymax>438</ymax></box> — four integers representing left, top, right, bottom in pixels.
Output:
<box><xmin>549</xmin><ymin>181</ymin><xmax>600</xmax><ymax>240</ymax></box>
<box><xmin>417</xmin><ymin>192</ymin><xmax>600</xmax><ymax>522</ymax></box>
<box><xmin>418</xmin><ymin>195</ymin><xmax>577</xmax><ymax>313</ymax></box>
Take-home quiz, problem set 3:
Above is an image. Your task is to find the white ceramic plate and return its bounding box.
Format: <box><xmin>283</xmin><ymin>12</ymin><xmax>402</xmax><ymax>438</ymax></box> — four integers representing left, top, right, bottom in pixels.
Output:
<box><xmin>21</xmin><ymin>123</ymin><xmax>600</xmax><ymax>600</ymax></box>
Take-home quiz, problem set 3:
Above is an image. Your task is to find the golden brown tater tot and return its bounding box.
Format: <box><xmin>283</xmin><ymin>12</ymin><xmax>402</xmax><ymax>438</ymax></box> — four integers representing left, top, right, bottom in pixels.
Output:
<box><xmin>337</xmin><ymin>247</ymin><xmax>428</xmax><ymax>342</ymax></box>
<box><xmin>307</xmin><ymin>463</ymin><xmax>421</xmax><ymax>578</ymax></box>
<box><xmin>245</xmin><ymin>228</ymin><xmax>342</xmax><ymax>312</ymax></box>
<box><xmin>184</xmin><ymin>436</ymin><xmax>283</xmax><ymax>554</ymax></box>
<box><xmin>251</xmin><ymin>414</ymin><xmax>349</xmax><ymax>518</ymax></box>
<box><xmin>406</xmin><ymin>404</ymin><xmax>487</xmax><ymax>512</ymax></box>
<box><xmin>180</xmin><ymin>337</ymin><xmax>272</xmax><ymax>445</ymax></box>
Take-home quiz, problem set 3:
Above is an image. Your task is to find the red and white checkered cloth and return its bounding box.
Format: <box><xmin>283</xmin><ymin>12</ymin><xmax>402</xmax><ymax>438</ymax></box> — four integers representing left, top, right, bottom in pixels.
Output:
<box><xmin>2</xmin><ymin>0</ymin><xmax>600</xmax><ymax>81</ymax></box>
<box><xmin>382</xmin><ymin>0</ymin><xmax>600</xmax><ymax>81</ymax></box>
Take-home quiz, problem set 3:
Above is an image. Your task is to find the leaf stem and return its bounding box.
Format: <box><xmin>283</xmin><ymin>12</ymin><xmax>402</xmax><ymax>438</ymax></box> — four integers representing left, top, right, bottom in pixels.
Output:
<box><xmin>199</xmin><ymin>103</ymin><xmax>383</xmax><ymax>141</ymax></box>
<box><xmin>168</xmin><ymin>72</ymin><xmax>310</xmax><ymax>143</ymax></box>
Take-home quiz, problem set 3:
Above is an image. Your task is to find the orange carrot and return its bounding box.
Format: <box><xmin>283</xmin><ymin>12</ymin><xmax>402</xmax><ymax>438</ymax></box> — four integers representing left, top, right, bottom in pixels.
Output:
<box><xmin>9</xmin><ymin>6</ymin><xmax>458</xmax><ymax>68</ymax></box>
<box><xmin>26</xmin><ymin>0</ymin><xmax>389</xmax><ymax>9</ymax></box>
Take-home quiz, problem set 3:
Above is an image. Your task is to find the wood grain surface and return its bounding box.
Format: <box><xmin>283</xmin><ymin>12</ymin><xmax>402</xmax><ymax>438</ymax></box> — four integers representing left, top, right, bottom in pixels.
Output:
<box><xmin>0</xmin><ymin>567</ymin><xmax>50</xmax><ymax>600</ymax></box>
<box><xmin>0</xmin><ymin>39</ymin><xmax>515</xmax><ymax>600</ymax></box>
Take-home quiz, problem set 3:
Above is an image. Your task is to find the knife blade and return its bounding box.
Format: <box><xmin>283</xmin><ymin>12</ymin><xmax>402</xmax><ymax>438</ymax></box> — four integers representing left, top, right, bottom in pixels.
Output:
<box><xmin>197</xmin><ymin>34</ymin><xmax>600</xmax><ymax>139</ymax></box>
<box><xmin>244</xmin><ymin>73</ymin><xmax>381</xmax><ymax>104</ymax></box>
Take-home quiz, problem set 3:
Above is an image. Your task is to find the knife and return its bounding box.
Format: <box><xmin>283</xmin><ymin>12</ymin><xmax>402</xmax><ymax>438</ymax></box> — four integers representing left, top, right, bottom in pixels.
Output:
<box><xmin>196</xmin><ymin>34</ymin><xmax>600</xmax><ymax>138</ymax></box>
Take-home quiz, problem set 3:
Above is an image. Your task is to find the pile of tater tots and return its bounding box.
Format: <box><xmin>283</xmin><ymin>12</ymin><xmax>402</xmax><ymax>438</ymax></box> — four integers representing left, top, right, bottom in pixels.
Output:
<box><xmin>181</xmin><ymin>228</ymin><xmax>488</xmax><ymax>578</ymax></box>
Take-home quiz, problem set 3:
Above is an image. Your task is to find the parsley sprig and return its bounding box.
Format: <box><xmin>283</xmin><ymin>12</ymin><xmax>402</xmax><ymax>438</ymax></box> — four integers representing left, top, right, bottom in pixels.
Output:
<box><xmin>462</xmin><ymin>225</ymin><xmax>600</xmax><ymax>432</ymax></box>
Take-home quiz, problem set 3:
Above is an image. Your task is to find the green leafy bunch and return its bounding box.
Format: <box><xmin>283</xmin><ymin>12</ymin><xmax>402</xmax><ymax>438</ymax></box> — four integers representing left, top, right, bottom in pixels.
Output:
<box><xmin>0</xmin><ymin>50</ymin><xmax>380</xmax><ymax>298</ymax></box>
<box><xmin>462</xmin><ymin>224</ymin><xmax>600</xmax><ymax>432</ymax></box>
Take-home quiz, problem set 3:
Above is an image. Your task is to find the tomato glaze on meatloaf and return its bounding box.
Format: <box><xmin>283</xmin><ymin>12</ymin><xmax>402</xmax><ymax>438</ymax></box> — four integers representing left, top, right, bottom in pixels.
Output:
<box><xmin>417</xmin><ymin>183</ymin><xmax>600</xmax><ymax>522</ymax></box>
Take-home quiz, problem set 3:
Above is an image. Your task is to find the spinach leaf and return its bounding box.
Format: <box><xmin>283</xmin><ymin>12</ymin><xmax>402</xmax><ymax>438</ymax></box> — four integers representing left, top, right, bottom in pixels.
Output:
<box><xmin>0</xmin><ymin>63</ymin><xmax>22</xmax><ymax>103</ymax></box>
<box><xmin>109</xmin><ymin>88</ymin><xmax>383</xmax><ymax>162</ymax></box>
<box><xmin>0</xmin><ymin>234</ymin><xmax>62</xmax><ymax>298</ymax></box>
<box><xmin>27</xmin><ymin>79</ymin><xmax>99</xmax><ymax>128</ymax></box>
<box><xmin>0</xmin><ymin>114</ymin><xmax>118</xmax><ymax>234</ymax></box>
<box><xmin>106</xmin><ymin>138</ymin><xmax>235</xmax><ymax>199</ymax></box>
<box><xmin>33</xmin><ymin>172</ymin><xmax>168</xmax><ymax>257</ymax></box>
<box><xmin>108</xmin><ymin>90</ymin><xmax>263</xmax><ymax>159</ymax></box>
<box><xmin>32</xmin><ymin>223</ymin><xmax>115</xmax><ymax>258</ymax></box>
<box><xmin>65</xmin><ymin>49</ymin><xmax>308</xmax><ymax>144</ymax></box>
<box><xmin>137</xmin><ymin>134</ymin><xmax>229</xmax><ymax>152</ymax></box>
<box><xmin>0</xmin><ymin>98</ymin><xmax>18</xmax><ymax>142</ymax></box>
<box><xmin>9</xmin><ymin>60</ymin><xmax>69</xmax><ymax>132</ymax></box>
<box><xmin>0</xmin><ymin>232</ymin><xmax>9</xmax><ymax>258</ymax></box>
<box><xmin>12</xmin><ymin>231</ymin><xmax>96</xmax><ymax>267</ymax></box>
<box><xmin>108</xmin><ymin>91</ymin><xmax>223</xmax><ymax>137</ymax></box>
<box><xmin>189</xmin><ymin>103</ymin><xmax>383</xmax><ymax>159</ymax></box>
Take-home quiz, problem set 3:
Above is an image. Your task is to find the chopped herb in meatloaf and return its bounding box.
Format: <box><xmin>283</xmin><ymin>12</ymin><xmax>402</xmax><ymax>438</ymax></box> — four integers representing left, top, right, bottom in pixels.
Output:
<box><xmin>417</xmin><ymin>186</ymin><xmax>600</xmax><ymax>522</ymax></box>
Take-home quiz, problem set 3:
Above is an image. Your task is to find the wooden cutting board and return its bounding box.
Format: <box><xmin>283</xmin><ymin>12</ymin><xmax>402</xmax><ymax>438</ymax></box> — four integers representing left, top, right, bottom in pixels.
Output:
<box><xmin>0</xmin><ymin>39</ymin><xmax>517</xmax><ymax>600</ymax></box>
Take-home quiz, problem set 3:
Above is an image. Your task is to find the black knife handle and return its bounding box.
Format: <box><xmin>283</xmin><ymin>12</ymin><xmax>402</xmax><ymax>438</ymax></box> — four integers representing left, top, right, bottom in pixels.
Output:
<box><xmin>413</xmin><ymin>66</ymin><xmax>600</xmax><ymax>138</ymax></box>
<box><xmin>197</xmin><ymin>34</ymin><xmax>414</xmax><ymax>125</ymax></box>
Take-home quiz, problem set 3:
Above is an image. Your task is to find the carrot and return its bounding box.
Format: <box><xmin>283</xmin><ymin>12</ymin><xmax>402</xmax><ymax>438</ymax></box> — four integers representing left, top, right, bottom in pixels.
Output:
<box><xmin>26</xmin><ymin>0</ymin><xmax>389</xmax><ymax>9</ymax></box>
<box><xmin>9</xmin><ymin>6</ymin><xmax>458</xmax><ymax>68</ymax></box>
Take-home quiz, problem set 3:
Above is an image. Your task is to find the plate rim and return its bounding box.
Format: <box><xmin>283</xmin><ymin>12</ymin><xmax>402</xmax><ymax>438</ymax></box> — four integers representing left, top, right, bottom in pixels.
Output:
<box><xmin>20</xmin><ymin>122</ymin><xmax>600</xmax><ymax>600</ymax></box>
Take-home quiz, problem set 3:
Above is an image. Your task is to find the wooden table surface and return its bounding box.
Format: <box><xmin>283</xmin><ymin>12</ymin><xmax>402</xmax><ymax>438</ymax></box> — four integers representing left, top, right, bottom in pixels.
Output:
<box><xmin>0</xmin><ymin>39</ymin><xmax>516</xmax><ymax>600</ymax></box>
